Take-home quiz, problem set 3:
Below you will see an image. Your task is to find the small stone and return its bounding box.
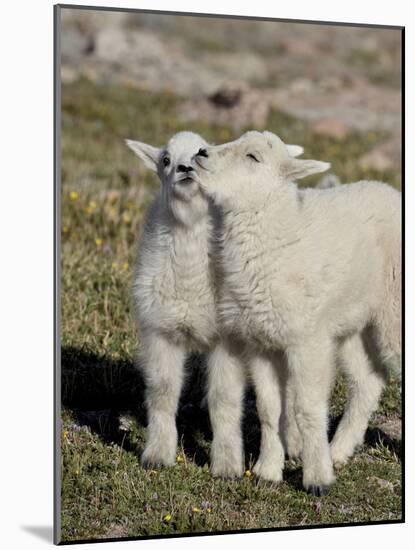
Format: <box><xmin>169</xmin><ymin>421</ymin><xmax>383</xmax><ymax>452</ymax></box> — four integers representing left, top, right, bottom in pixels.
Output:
<box><xmin>60</xmin><ymin>65</ymin><xmax>79</xmax><ymax>84</ymax></box>
<box><xmin>61</xmin><ymin>27</ymin><xmax>92</xmax><ymax>61</ymax></box>
<box><xmin>358</xmin><ymin>146</ymin><xmax>396</xmax><ymax>172</ymax></box>
<box><xmin>377</xmin><ymin>417</ymin><xmax>402</xmax><ymax>440</ymax></box>
<box><xmin>369</xmin><ymin>476</ymin><xmax>394</xmax><ymax>492</ymax></box>
<box><xmin>209</xmin><ymin>87</ymin><xmax>242</xmax><ymax>108</ymax></box>
<box><xmin>290</xmin><ymin>77</ymin><xmax>314</xmax><ymax>95</ymax></box>
<box><xmin>312</xmin><ymin>118</ymin><xmax>349</xmax><ymax>140</ymax></box>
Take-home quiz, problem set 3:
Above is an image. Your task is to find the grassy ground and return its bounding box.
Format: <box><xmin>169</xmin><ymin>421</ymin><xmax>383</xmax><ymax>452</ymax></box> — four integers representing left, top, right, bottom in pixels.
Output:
<box><xmin>60</xmin><ymin>78</ymin><xmax>402</xmax><ymax>542</ymax></box>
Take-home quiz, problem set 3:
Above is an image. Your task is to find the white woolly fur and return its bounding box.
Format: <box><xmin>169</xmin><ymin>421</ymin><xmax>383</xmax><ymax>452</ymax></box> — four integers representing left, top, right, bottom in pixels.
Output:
<box><xmin>126</xmin><ymin>131</ymin><xmax>305</xmax><ymax>480</ymax></box>
<box><xmin>191</xmin><ymin>130</ymin><xmax>401</xmax><ymax>493</ymax></box>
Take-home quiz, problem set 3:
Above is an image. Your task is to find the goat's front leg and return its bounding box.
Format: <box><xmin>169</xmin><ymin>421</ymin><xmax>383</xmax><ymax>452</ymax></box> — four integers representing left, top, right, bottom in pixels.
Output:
<box><xmin>207</xmin><ymin>341</ymin><xmax>246</xmax><ymax>478</ymax></box>
<box><xmin>139</xmin><ymin>332</ymin><xmax>186</xmax><ymax>468</ymax></box>
<box><xmin>248</xmin><ymin>353</ymin><xmax>285</xmax><ymax>482</ymax></box>
<box><xmin>287</xmin><ymin>335</ymin><xmax>335</xmax><ymax>495</ymax></box>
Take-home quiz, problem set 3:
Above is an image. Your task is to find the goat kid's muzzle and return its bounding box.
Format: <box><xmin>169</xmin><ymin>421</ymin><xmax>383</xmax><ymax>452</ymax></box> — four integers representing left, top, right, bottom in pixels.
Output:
<box><xmin>175</xmin><ymin>174</ymin><xmax>196</xmax><ymax>185</ymax></box>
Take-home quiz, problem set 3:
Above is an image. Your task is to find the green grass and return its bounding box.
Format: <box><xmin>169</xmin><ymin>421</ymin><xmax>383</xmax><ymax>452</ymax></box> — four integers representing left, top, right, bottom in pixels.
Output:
<box><xmin>60</xmin><ymin>77</ymin><xmax>402</xmax><ymax>542</ymax></box>
<box><xmin>61</xmin><ymin>406</ymin><xmax>401</xmax><ymax>541</ymax></box>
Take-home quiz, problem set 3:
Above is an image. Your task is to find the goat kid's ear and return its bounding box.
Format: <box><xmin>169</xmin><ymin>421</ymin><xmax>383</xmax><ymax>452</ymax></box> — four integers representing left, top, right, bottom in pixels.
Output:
<box><xmin>282</xmin><ymin>158</ymin><xmax>331</xmax><ymax>180</ymax></box>
<box><xmin>262</xmin><ymin>131</ymin><xmax>303</xmax><ymax>157</ymax></box>
<box><xmin>125</xmin><ymin>139</ymin><xmax>161</xmax><ymax>172</ymax></box>
<box><xmin>286</xmin><ymin>144</ymin><xmax>304</xmax><ymax>158</ymax></box>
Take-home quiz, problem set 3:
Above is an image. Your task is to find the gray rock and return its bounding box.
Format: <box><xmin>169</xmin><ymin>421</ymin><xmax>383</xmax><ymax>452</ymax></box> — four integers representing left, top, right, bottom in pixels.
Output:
<box><xmin>61</xmin><ymin>27</ymin><xmax>93</xmax><ymax>62</ymax></box>
<box><xmin>377</xmin><ymin>417</ymin><xmax>402</xmax><ymax>441</ymax></box>
<box><xmin>358</xmin><ymin>137</ymin><xmax>401</xmax><ymax>172</ymax></box>
<box><xmin>312</xmin><ymin>118</ymin><xmax>349</xmax><ymax>140</ymax></box>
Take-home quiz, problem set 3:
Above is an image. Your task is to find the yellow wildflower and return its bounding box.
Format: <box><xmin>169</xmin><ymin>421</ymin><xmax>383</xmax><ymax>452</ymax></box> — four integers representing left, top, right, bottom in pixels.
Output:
<box><xmin>85</xmin><ymin>201</ymin><xmax>97</xmax><ymax>214</ymax></box>
<box><xmin>192</xmin><ymin>507</ymin><xmax>201</xmax><ymax>513</ymax></box>
<box><xmin>206</xmin><ymin>508</ymin><xmax>212</xmax><ymax>513</ymax></box>
<box><xmin>244</xmin><ymin>469</ymin><xmax>252</xmax><ymax>478</ymax></box>
<box><xmin>176</xmin><ymin>455</ymin><xmax>184</xmax><ymax>463</ymax></box>
<box><xmin>63</xmin><ymin>430</ymin><xmax>69</xmax><ymax>439</ymax></box>
<box><xmin>111</xmin><ymin>261</ymin><xmax>118</xmax><ymax>270</ymax></box>
<box><xmin>122</xmin><ymin>261</ymin><xmax>129</xmax><ymax>271</ymax></box>
<box><xmin>62</xmin><ymin>226</ymin><xmax>69</xmax><ymax>233</ymax></box>
<box><xmin>163</xmin><ymin>513</ymin><xmax>172</xmax><ymax>523</ymax></box>
<box><xmin>95</xmin><ymin>238</ymin><xmax>103</xmax><ymax>247</ymax></box>
<box><xmin>69</xmin><ymin>191</ymin><xmax>79</xmax><ymax>201</ymax></box>
<box><xmin>122</xmin><ymin>211</ymin><xmax>132</xmax><ymax>224</ymax></box>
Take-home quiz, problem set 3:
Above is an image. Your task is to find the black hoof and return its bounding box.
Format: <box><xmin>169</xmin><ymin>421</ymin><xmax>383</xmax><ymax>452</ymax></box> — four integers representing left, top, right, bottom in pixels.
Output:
<box><xmin>308</xmin><ymin>484</ymin><xmax>331</xmax><ymax>497</ymax></box>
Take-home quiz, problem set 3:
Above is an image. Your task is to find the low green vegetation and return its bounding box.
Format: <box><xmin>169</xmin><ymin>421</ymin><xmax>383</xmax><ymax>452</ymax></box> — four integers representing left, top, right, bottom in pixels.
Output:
<box><xmin>60</xmin><ymin>78</ymin><xmax>402</xmax><ymax>542</ymax></box>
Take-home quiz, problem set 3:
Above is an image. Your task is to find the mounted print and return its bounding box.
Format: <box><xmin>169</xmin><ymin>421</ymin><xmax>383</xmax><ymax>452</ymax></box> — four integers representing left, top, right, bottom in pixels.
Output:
<box><xmin>54</xmin><ymin>3</ymin><xmax>403</xmax><ymax>544</ymax></box>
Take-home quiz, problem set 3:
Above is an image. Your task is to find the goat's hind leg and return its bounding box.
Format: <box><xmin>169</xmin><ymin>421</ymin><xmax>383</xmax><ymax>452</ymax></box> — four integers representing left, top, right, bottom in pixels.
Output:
<box><xmin>140</xmin><ymin>332</ymin><xmax>186</xmax><ymax>468</ymax></box>
<box><xmin>330</xmin><ymin>333</ymin><xmax>387</xmax><ymax>467</ymax></box>
<box><xmin>281</xmin><ymin>368</ymin><xmax>303</xmax><ymax>459</ymax></box>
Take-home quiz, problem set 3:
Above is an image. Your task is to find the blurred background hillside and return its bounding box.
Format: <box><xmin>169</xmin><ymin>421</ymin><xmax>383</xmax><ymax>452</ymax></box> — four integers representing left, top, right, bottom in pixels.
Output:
<box><xmin>61</xmin><ymin>8</ymin><xmax>402</xmax><ymax>180</ymax></box>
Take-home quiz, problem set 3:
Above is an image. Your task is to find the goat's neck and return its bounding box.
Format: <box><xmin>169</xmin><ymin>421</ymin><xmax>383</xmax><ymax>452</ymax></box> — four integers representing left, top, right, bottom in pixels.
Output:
<box><xmin>171</xmin><ymin>217</ymin><xmax>210</xmax><ymax>244</ymax></box>
<box><xmin>223</xmin><ymin>181</ymin><xmax>299</xmax><ymax>235</ymax></box>
<box><xmin>161</xmin><ymin>206</ymin><xmax>211</xmax><ymax>266</ymax></box>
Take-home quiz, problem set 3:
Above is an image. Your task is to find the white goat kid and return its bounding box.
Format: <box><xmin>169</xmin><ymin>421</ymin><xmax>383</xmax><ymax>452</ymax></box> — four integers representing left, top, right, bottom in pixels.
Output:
<box><xmin>126</xmin><ymin>131</ymin><xmax>304</xmax><ymax>481</ymax></box>
<box><xmin>191</xmin><ymin>131</ymin><xmax>401</xmax><ymax>494</ymax></box>
<box><xmin>126</xmin><ymin>131</ymin><xmax>217</xmax><ymax>469</ymax></box>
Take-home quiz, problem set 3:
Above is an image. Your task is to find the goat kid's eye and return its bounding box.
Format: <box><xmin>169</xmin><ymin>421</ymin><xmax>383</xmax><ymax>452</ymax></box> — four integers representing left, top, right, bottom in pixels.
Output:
<box><xmin>197</xmin><ymin>148</ymin><xmax>208</xmax><ymax>158</ymax></box>
<box><xmin>163</xmin><ymin>156</ymin><xmax>171</xmax><ymax>167</ymax></box>
<box><xmin>247</xmin><ymin>153</ymin><xmax>260</xmax><ymax>163</ymax></box>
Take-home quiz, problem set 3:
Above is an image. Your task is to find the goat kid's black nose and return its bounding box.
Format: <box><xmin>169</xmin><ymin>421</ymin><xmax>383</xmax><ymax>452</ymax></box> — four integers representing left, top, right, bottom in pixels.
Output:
<box><xmin>177</xmin><ymin>164</ymin><xmax>194</xmax><ymax>173</ymax></box>
<box><xmin>197</xmin><ymin>148</ymin><xmax>209</xmax><ymax>158</ymax></box>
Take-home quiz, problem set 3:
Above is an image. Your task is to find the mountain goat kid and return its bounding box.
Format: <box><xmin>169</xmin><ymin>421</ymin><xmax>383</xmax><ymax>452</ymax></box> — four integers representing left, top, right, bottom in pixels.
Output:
<box><xmin>126</xmin><ymin>131</ymin><xmax>305</xmax><ymax>482</ymax></box>
<box><xmin>191</xmin><ymin>131</ymin><xmax>401</xmax><ymax>495</ymax></box>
